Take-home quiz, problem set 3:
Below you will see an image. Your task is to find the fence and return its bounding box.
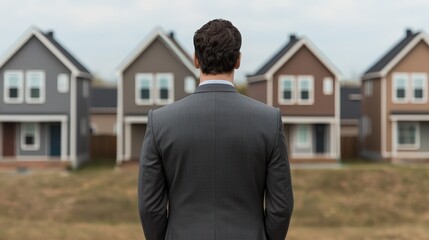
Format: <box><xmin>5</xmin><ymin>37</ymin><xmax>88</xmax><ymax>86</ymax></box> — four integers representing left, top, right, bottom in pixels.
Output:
<box><xmin>341</xmin><ymin>136</ymin><xmax>360</xmax><ymax>159</ymax></box>
<box><xmin>90</xmin><ymin>135</ymin><xmax>116</xmax><ymax>159</ymax></box>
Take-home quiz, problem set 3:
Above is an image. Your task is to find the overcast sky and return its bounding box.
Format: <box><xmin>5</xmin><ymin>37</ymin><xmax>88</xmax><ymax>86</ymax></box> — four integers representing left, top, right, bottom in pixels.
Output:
<box><xmin>1</xmin><ymin>0</ymin><xmax>429</xmax><ymax>84</ymax></box>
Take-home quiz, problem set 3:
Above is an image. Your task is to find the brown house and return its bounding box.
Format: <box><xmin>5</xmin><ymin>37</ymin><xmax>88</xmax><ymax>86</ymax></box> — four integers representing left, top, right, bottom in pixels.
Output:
<box><xmin>247</xmin><ymin>34</ymin><xmax>341</xmax><ymax>163</ymax></box>
<box><xmin>116</xmin><ymin>28</ymin><xmax>198</xmax><ymax>163</ymax></box>
<box><xmin>340</xmin><ymin>82</ymin><xmax>361</xmax><ymax>159</ymax></box>
<box><xmin>361</xmin><ymin>29</ymin><xmax>429</xmax><ymax>163</ymax></box>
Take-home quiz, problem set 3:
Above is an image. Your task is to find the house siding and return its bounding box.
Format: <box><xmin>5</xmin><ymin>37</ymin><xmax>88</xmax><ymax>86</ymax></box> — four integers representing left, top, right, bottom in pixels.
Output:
<box><xmin>122</xmin><ymin>36</ymin><xmax>196</xmax><ymax>116</ymax></box>
<box><xmin>75</xmin><ymin>77</ymin><xmax>90</xmax><ymax>165</ymax></box>
<box><xmin>0</xmin><ymin>36</ymin><xmax>71</xmax><ymax>114</ymax></box>
<box><xmin>247</xmin><ymin>80</ymin><xmax>267</xmax><ymax>104</ymax></box>
<box><xmin>385</xmin><ymin>40</ymin><xmax>429</xmax><ymax>153</ymax></box>
<box><xmin>361</xmin><ymin>78</ymin><xmax>382</xmax><ymax>154</ymax></box>
<box><xmin>272</xmin><ymin>45</ymin><xmax>336</xmax><ymax>116</ymax></box>
<box><xmin>91</xmin><ymin>113</ymin><xmax>116</xmax><ymax>135</ymax></box>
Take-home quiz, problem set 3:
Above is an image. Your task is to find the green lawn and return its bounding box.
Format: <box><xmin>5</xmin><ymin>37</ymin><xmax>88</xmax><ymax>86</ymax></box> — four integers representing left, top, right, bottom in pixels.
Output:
<box><xmin>0</xmin><ymin>160</ymin><xmax>428</xmax><ymax>240</ymax></box>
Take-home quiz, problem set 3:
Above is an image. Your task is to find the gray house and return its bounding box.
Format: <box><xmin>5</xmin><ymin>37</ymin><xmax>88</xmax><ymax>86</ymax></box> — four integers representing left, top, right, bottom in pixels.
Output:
<box><xmin>0</xmin><ymin>26</ymin><xmax>92</xmax><ymax>168</ymax></box>
<box><xmin>116</xmin><ymin>28</ymin><xmax>198</xmax><ymax>164</ymax></box>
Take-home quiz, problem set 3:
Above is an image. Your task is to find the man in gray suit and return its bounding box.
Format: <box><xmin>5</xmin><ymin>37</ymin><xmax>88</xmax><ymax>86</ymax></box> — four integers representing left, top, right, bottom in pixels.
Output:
<box><xmin>138</xmin><ymin>19</ymin><xmax>293</xmax><ymax>240</ymax></box>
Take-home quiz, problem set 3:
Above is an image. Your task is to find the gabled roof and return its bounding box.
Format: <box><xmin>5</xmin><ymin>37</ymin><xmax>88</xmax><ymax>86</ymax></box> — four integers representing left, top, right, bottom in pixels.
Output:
<box><xmin>90</xmin><ymin>87</ymin><xmax>117</xmax><ymax>112</ymax></box>
<box><xmin>0</xmin><ymin>26</ymin><xmax>91</xmax><ymax>78</ymax></box>
<box><xmin>117</xmin><ymin>27</ymin><xmax>197</xmax><ymax>77</ymax></box>
<box><xmin>248</xmin><ymin>34</ymin><xmax>341</xmax><ymax>81</ymax></box>
<box><xmin>363</xmin><ymin>29</ymin><xmax>429</xmax><ymax>79</ymax></box>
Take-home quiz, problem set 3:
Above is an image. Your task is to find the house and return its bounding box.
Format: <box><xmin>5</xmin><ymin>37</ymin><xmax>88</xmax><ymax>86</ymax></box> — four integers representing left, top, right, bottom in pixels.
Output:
<box><xmin>89</xmin><ymin>86</ymin><xmax>117</xmax><ymax>159</ymax></box>
<box><xmin>116</xmin><ymin>28</ymin><xmax>198</xmax><ymax>164</ymax></box>
<box><xmin>0</xmin><ymin>26</ymin><xmax>92</xmax><ymax>169</ymax></box>
<box><xmin>361</xmin><ymin>29</ymin><xmax>429</xmax><ymax>163</ymax></box>
<box><xmin>340</xmin><ymin>81</ymin><xmax>361</xmax><ymax>159</ymax></box>
<box><xmin>90</xmin><ymin>86</ymin><xmax>117</xmax><ymax>136</ymax></box>
<box><xmin>247</xmin><ymin>34</ymin><xmax>341</xmax><ymax>163</ymax></box>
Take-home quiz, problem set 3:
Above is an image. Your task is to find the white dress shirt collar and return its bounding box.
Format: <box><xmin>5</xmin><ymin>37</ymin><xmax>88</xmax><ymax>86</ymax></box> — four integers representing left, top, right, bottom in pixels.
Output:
<box><xmin>199</xmin><ymin>80</ymin><xmax>234</xmax><ymax>87</ymax></box>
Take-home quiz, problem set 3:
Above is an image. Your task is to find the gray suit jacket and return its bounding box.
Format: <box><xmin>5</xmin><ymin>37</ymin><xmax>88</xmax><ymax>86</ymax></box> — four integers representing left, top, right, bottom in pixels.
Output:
<box><xmin>138</xmin><ymin>83</ymin><xmax>293</xmax><ymax>240</ymax></box>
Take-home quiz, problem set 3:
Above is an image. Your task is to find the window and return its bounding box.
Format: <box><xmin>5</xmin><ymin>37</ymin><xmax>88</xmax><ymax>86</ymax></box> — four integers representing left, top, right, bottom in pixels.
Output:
<box><xmin>278</xmin><ymin>75</ymin><xmax>294</xmax><ymax>104</ymax></box>
<box><xmin>25</xmin><ymin>71</ymin><xmax>45</xmax><ymax>103</ymax></box>
<box><xmin>83</xmin><ymin>81</ymin><xmax>89</xmax><ymax>98</ymax></box>
<box><xmin>297</xmin><ymin>76</ymin><xmax>314</xmax><ymax>104</ymax></box>
<box><xmin>80</xmin><ymin>118</ymin><xmax>87</xmax><ymax>136</ymax></box>
<box><xmin>411</xmin><ymin>73</ymin><xmax>427</xmax><ymax>103</ymax></box>
<box><xmin>156</xmin><ymin>73</ymin><xmax>174</xmax><ymax>104</ymax></box>
<box><xmin>364</xmin><ymin>80</ymin><xmax>373</xmax><ymax>97</ymax></box>
<box><xmin>184</xmin><ymin>76</ymin><xmax>196</xmax><ymax>94</ymax></box>
<box><xmin>135</xmin><ymin>73</ymin><xmax>153</xmax><ymax>105</ymax></box>
<box><xmin>4</xmin><ymin>71</ymin><xmax>24</xmax><ymax>103</ymax></box>
<box><xmin>397</xmin><ymin>122</ymin><xmax>419</xmax><ymax>149</ymax></box>
<box><xmin>57</xmin><ymin>74</ymin><xmax>69</xmax><ymax>93</ymax></box>
<box><xmin>393</xmin><ymin>73</ymin><xmax>408</xmax><ymax>102</ymax></box>
<box><xmin>361</xmin><ymin>116</ymin><xmax>371</xmax><ymax>137</ymax></box>
<box><xmin>296</xmin><ymin>124</ymin><xmax>311</xmax><ymax>148</ymax></box>
<box><xmin>20</xmin><ymin>123</ymin><xmax>40</xmax><ymax>151</ymax></box>
<box><xmin>323</xmin><ymin>77</ymin><xmax>333</xmax><ymax>95</ymax></box>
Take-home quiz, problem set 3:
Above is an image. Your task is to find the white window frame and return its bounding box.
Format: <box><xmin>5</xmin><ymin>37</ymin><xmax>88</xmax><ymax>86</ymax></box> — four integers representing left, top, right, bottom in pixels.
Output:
<box><xmin>184</xmin><ymin>76</ymin><xmax>196</xmax><ymax>94</ymax></box>
<box><xmin>25</xmin><ymin>71</ymin><xmax>45</xmax><ymax>104</ymax></box>
<box><xmin>392</xmin><ymin>73</ymin><xmax>409</xmax><ymax>103</ymax></box>
<box><xmin>155</xmin><ymin>73</ymin><xmax>174</xmax><ymax>105</ymax></box>
<box><xmin>3</xmin><ymin>70</ymin><xmax>24</xmax><ymax>104</ymax></box>
<box><xmin>410</xmin><ymin>73</ymin><xmax>427</xmax><ymax>103</ymax></box>
<box><xmin>397</xmin><ymin>122</ymin><xmax>420</xmax><ymax>150</ymax></box>
<box><xmin>323</xmin><ymin>77</ymin><xmax>333</xmax><ymax>95</ymax></box>
<box><xmin>297</xmin><ymin>76</ymin><xmax>314</xmax><ymax>105</ymax></box>
<box><xmin>364</xmin><ymin>80</ymin><xmax>373</xmax><ymax>97</ymax></box>
<box><xmin>20</xmin><ymin>122</ymin><xmax>40</xmax><ymax>151</ymax></box>
<box><xmin>135</xmin><ymin>73</ymin><xmax>154</xmax><ymax>105</ymax></box>
<box><xmin>278</xmin><ymin>75</ymin><xmax>295</xmax><ymax>105</ymax></box>
<box><xmin>57</xmin><ymin>73</ymin><xmax>69</xmax><ymax>93</ymax></box>
<box><xmin>295</xmin><ymin>124</ymin><xmax>311</xmax><ymax>148</ymax></box>
<box><xmin>83</xmin><ymin>80</ymin><xmax>89</xmax><ymax>98</ymax></box>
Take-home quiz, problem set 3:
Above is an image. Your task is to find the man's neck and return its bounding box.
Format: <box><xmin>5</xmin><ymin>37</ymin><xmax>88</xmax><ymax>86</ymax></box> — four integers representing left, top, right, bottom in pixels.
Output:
<box><xmin>199</xmin><ymin>72</ymin><xmax>234</xmax><ymax>84</ymax></box>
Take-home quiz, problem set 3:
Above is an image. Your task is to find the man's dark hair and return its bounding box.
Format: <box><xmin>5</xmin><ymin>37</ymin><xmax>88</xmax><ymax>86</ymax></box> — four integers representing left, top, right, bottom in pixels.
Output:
<box><xmin>193</xmin><ymin>19</ymin><xmax>242</xmax><ymax>74</ymax></box>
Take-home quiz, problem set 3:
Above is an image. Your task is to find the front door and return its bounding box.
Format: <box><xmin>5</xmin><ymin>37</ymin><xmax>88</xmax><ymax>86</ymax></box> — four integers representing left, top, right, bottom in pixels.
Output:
<box><xmin>49</xmin><ymin>123</ymin><xmax>61</xmax><ymax>157</ymax></box>
<box><xmin>2</xmin><ymin>123</ymin><xmax>16</xmax><ymax>157</ymax></box>
<box><xmin>315</xmin><ymin>124</ymin><xmax>326</xmax><ymax>154</ymax></box>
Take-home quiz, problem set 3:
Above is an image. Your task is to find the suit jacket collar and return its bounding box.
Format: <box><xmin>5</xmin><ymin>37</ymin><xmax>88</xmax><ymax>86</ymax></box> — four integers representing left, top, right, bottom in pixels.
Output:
<box><xmin>194</xmin><ymin>83</ymin><xmax>237</xmax><ymax>93</ymax></box>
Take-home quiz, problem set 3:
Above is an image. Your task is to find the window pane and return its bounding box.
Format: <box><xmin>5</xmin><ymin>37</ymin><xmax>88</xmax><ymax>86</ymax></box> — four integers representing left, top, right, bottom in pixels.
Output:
<box><xmin>160</xmin><ymin>89</ymin><xmax>169</xmax><ymax>99</ymax></box>
<box><xmin>8</xmin><ymin>75</ymin><xmax>19</xmax><ymax>86</ymax></box>
<box><xmin>398</xmin><ymin>123</ymin><xmax>417</xmax><ymax>145</ymax></box>
<box><xmin>301</xmin><ymin>91</ymin><xmax>309</xmax><ymax>100</ymax></box>
<box><xmin>9</xmin><ymin>88</ymin><xmax>18</xmax><ymax>98</ymax></box>
<box><xmin>31</xmin><ymin>88</ymin><xmax>40</xmax><ymax>98</ymax></box>
<box><xmin>184</xmin><ymin>77</ymin><xmax>196</xmax><ymax>93</ymax></box>
<box><xmin>140</xmin><ymin>89</ymin><xmax>150</xmax><ymax>100</ymax></box>
<box><xmin>414</xmin><ymin>89</ymin><xmax>423</xmax><ymax>99</ymax></box>
<box><xmin>25</xmin><ymin>135</ymin><xmax>35</xmax><ymax>145</ymax></box>
<box><xmin>283</xmin><ymin>90</ymin><xmax>291</xmax><ymax>100</ymax></box>
<box><xmin>397</xmin><ymin>89</ymin><xmax>405</xmax><ymax>99</ymax></box>
<box><xmin>159</xmin><ymin>78</ymin><xmax>169</xmax><ymax>89</ymax></box>
<box><xmin>297</xmin><ymin>125</ymin><xmax>308</xmax><ymax>144</ymax></box>
<box><xmin>280</xmin><ymin>78</ymin><xmax>293</xmax><ymax>101</ymax></box>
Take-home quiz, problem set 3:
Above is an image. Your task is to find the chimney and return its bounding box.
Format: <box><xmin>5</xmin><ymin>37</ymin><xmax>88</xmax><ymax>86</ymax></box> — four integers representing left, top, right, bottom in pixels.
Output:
<box><xmin>406</xmin><ymin>28</ymin><xmax>413</xmax><ymax>37</ymax></box>
<box><xmin>46</xmin><ymin>31</ymin><xmax>54</xmax><ymax>38</ymax></box>
<box><xmin>169</xmin><ymin>31</ymin><xmax>175</xmax><ymax>39</ymax></box>
<box><xmin>289</xmin><ymin>34</ymin><xmax>297</xmax><ymax>42</ymax></box>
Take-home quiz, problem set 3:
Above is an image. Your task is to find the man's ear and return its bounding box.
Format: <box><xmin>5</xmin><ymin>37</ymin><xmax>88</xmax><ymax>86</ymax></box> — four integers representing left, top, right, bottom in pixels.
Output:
<box><xmin>193</xmin><ymin>53</ymin><xmax>200</xmax><ymax>69</ymax></box>
<box><xmin>235</xmin><ymin>53</ymin><xmax>241</xmax><ymax>69</ymax></box>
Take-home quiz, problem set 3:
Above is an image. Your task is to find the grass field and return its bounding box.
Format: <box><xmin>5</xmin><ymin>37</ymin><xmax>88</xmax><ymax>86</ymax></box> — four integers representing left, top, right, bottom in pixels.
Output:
<box><xmin>0</xmin><ymin>160</ymin><xmax>428</xmax><ymax>239</ymax></box>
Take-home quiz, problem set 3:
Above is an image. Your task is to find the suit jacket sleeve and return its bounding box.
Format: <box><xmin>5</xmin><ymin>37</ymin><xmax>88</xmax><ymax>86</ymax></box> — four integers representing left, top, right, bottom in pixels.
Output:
<box><xmin>264</xmin><ymin>109</ymin><xmax>294</xmax><ymax>240</ymax></box>
<box><xmin>138</xmin><ymin>110</ymin><xmax>168</xmax><ymax>240</ymax></box>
